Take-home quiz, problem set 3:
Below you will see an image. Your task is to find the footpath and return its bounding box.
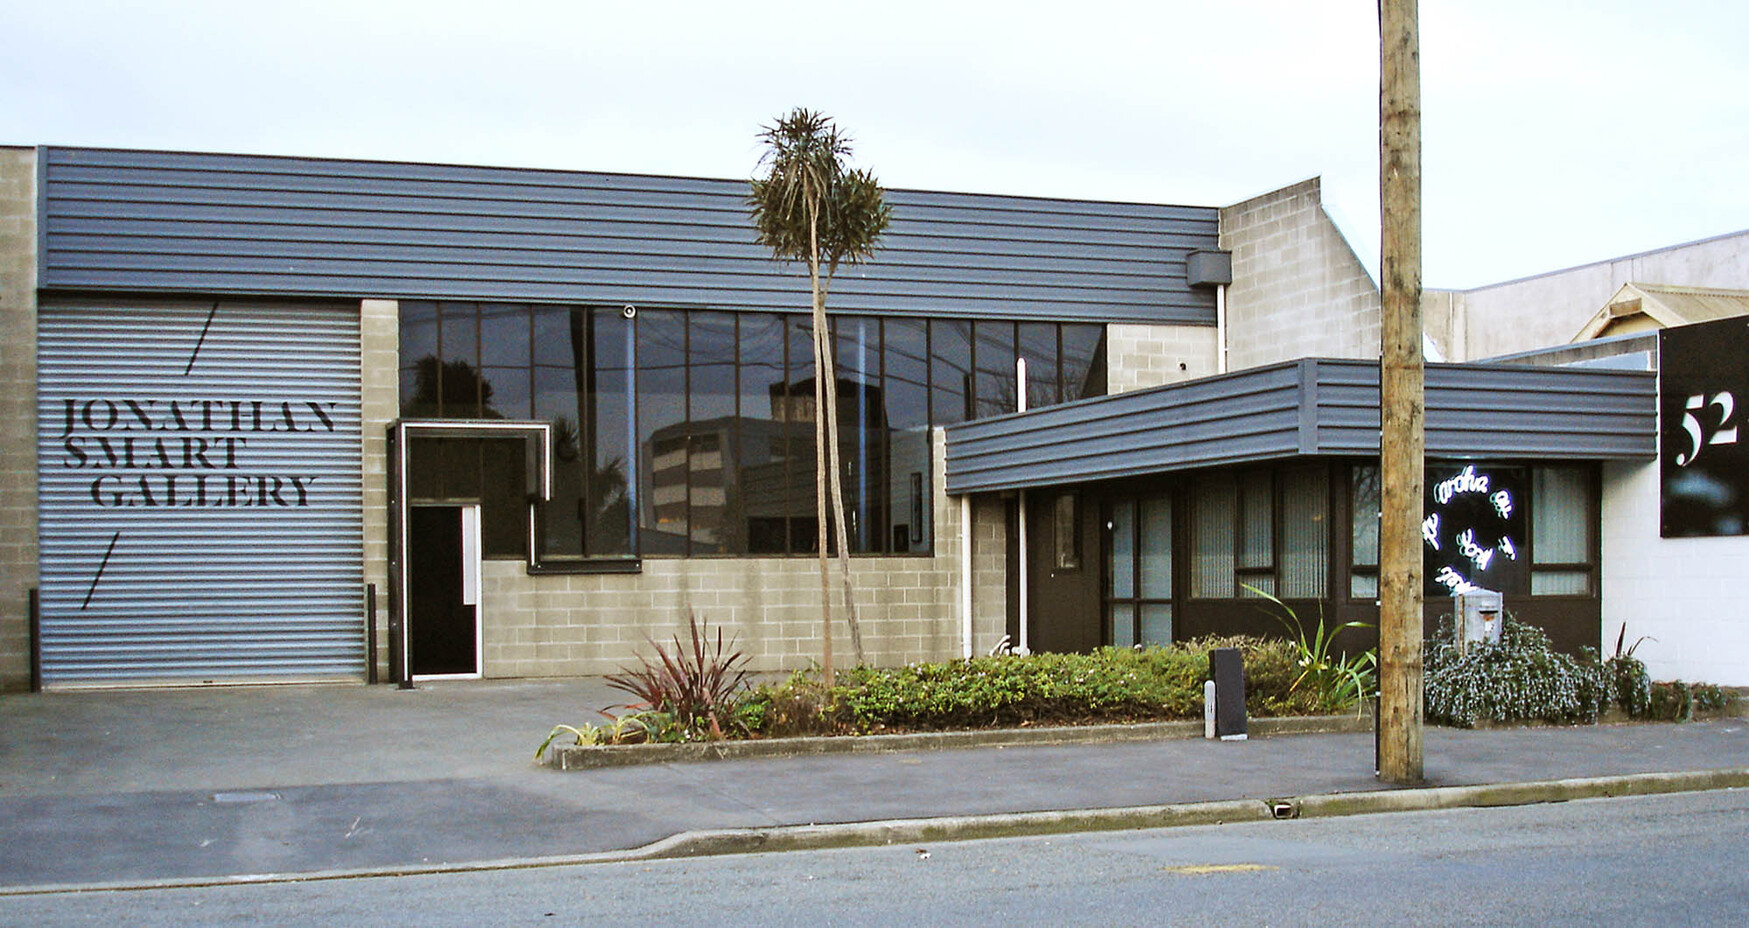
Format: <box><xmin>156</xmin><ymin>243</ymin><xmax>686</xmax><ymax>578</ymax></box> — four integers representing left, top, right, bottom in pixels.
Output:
<box><xmin>1</xmin><ymin>678</ymin><xmax>1745</xmax><ymax>894</ymax></box>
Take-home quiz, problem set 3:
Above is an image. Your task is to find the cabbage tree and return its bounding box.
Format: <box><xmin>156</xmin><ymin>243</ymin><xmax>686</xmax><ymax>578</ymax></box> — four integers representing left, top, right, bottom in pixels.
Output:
<box><xmin>749</xmin><ymin>108</ymin><xmax>891</xmax><ymax>683</ymax></box>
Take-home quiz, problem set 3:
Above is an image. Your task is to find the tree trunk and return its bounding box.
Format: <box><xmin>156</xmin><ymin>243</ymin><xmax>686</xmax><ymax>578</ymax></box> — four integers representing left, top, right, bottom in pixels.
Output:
<box><xmin>806</xmin><ymin>197</ymin><xmax>834</xmax><ymax>686</ymax></box>
<box><xmin>1378</xmin><ymin>0</ymin><xmax>1425</xmax><ymax>784</ymax></box>
<box><xmin>816</xmin><ymin>322</ymin><xmax>865</xmax><ymax>663</ymax></box>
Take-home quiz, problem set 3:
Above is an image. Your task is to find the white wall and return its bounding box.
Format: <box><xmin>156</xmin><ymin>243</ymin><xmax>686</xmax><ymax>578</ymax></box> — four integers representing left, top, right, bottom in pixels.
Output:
<box><xmin>1601</xmin><ymin>459</ymin><xmax>1749</xmax><ymax>686</ymax></box>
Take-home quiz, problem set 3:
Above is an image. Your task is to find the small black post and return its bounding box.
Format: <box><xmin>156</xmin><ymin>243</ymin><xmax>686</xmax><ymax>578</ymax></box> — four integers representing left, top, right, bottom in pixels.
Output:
<box><xmin>1210</xmin><ymin>646</ymin><xmax>1248</xmax><ymax>739</ymax></box>
<box><xmin>365</xmin><ymin>583</ymin><xmax>378</xmax><ymax>685</ymax></box>
<box><xmin>28</xmin><ymin>588</ymin><xmax>41</xmax><ymax>693</ymax></box>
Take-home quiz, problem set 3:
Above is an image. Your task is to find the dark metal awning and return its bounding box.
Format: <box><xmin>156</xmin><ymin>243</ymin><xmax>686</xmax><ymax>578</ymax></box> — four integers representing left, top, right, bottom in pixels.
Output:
<box><xmin>943</xmin><ymin>358</ymin><xmax>1656</xmax><ymax>494</ymax></box>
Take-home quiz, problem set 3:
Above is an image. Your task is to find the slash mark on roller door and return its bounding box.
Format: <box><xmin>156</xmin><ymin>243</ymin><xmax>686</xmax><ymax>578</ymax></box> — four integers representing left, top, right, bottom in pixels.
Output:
<box><xmin>82</xmin><ymin>531</ymin><xmax>121</xmax><ymax>609</ymax></box>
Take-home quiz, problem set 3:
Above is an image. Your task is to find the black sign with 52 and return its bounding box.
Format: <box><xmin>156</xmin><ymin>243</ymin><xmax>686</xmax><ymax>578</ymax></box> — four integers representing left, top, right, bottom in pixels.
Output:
<box><xmin>1661</xmin><ymin>317</ymin><xmax>1748</xmax><ymax>537</ymax></box>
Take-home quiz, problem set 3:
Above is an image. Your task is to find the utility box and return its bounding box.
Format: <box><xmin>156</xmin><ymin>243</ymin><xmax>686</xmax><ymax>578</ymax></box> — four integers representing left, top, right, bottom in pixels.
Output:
<box><xmin>1454</xmin><ymin>589</ymin><xmax>1505</xmax><ymax>654</ymax></box>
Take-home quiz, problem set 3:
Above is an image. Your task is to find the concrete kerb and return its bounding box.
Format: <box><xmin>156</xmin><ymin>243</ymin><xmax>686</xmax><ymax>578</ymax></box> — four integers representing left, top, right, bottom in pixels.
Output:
<box><xmin>547</xmin><ymin>713</ymin><xmax>1375</xmax><ymax>769</ymax></box>
<box><xmin>6</xmin><ymin>766</ymin><xmax>1743</xmax><ymax>898</ymax></box>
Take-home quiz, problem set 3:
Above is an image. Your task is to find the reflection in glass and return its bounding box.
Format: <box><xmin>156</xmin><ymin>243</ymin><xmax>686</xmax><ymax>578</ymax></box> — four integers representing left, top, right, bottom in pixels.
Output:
<box><xmin>687</xmin><ymin>312</ymin><xmax>737</xmax><ymax>554</ymax></box>
<box><xmin>739</xmin><ymin>314</ymin><xmax>790</xmax><ymax>554</ymax></box>
<box><xmin>1019</xmin><ymin>322</ymin><xmax>1059</xmax><ymax>410</ymax></box>
<box><xmin>1351</xmin><ymin>465</ymin><xmax>1381</xmax><ymax>568</ymax></box>
<box><xmin>885</xmin><ymin>318</ymin><xmax>931</xmax><ymax>552</ymax></box>
<box><xmin>836</xmin><ymin>317</ymin><xmax>882</xmax><ymax>552</ymax></box>
<box><xmin>974</xmin><ymin>320</ymin><xmax>1016</xmax><ymax>418</ymax></box>
<box><xmin>1060</xmin><ymin>324</ymin><xmax>1107</xmax><ymax>401</ymax></box>
<box><xmin>930</xmin><ymin>320</ymin><xmax>971</xmax><ymax>426</ymax></box>
<box><xmin>638</xmin><ymin>310</ymin><xmax>687</xmax><ymax>555</ymax></box>
<box><xmin>787</xmin><ymin>315</ymin><xmax>819</xmax><ymax>554</ymax></box>
<box><xmin>438</xmin><ymin>302</ymin><xmax>481</xmax><ymax>417</ymax></box>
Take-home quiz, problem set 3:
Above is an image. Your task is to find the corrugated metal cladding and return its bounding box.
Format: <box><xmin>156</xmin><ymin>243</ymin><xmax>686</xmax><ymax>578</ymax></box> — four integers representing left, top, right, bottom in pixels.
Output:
<box><xmin>38</xmin><ymin>146</ymin><xmax>1220</xmax><ymax>325</ymax></box>
<box><xmin>36</xmin><ymin>300</ymin><xmax>364</xmax><ymax>685</ymax></box>
<box><xmin>944</xmin><ymin>359</ymin><xmax>1657</xmax><ymax>493</ymax></box>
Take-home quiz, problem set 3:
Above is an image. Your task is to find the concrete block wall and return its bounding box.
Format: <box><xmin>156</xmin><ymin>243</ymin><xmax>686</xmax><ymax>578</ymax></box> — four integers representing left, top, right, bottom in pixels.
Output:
<box><xmin>359</xmin><ymin>300</ymin><xmax>398</xmax><ymax>682</ymax></box>
<box><xmin>0</xmin><ymin>148</ymin><xmax>36</xmax><ymax>691</ymax></box>
<box><xmin>1107</xmin><ymin>324</ymin><xmax>1219</xmax><ymax>393</ymax></box>
<box><xmin>476</xmin><ymin>428</ymin><xmax>1010</xmax><ymax>677</ymax></box>
<box><xmin>1219</xmin><ymin>178</ymin><xmax>1381</xmax><ymax>371</ymax></box>
<box><xmin>1433</xmin><ymin>229</ymin><xmax>1749</xmax><ymax>362</ymax></box>
<box><xmin>1601</xmin><ymin>460</ymin><xmax>1749</xmax><ymax>687</ymax></box>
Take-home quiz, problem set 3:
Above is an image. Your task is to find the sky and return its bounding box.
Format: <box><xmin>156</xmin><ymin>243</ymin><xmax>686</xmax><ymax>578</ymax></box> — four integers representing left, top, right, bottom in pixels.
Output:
<box><xmin>4</xmin><ymin>0</ymin><xmax>1745</xmax><ymax>289</ymax></box>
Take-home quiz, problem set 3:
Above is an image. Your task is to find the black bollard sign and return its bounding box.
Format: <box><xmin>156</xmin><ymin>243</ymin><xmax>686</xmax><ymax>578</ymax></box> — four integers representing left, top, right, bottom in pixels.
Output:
<box><xmin>1210</xmin><ymin>647</ymin><xmax>1248</xmax><ymax>740</ymax></box>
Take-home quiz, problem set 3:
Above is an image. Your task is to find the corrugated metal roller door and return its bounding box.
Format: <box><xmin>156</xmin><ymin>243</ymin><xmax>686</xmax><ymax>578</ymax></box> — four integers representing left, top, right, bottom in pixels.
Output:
<box><xmin>37</xmin><ymin>300</ymin><xmax>365</xmax><ymax>685</ymax></box>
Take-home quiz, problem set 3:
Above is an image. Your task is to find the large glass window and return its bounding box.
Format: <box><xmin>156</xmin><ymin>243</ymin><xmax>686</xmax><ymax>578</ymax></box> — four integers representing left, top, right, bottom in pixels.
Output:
<box><xmin>401</xmin><ymin>302</ymin><xmax>1104</xmax><ymax>561</ymax></box>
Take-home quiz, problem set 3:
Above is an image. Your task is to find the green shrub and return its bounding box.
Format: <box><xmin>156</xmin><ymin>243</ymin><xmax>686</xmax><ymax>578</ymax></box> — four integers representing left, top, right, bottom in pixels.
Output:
<box><xmin>741</xmin><ymin>637</ymin><xmax>1359</xmax><ymax>737</ymax></box>
<box><xmin>1605</xmin><ymin>624</ymin><xmax>1653</xmax><ymax>717</ymax></box>
<box><xmin>1423</xmin><ymin>616</ymin><xmax>1611</xmax><ymax>728</ymax></box>
<box><xmin>1646</xmin><ymin>680</ymin><xmax>1731</xmax><ymax>721</ymax></box>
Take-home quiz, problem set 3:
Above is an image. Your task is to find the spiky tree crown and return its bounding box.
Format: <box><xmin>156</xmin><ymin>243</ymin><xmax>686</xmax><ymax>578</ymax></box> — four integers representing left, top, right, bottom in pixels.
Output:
<box><xmin>749</xmin><ymin>108</ymin><xmax>891</xmax><ymax>274</ymax></box>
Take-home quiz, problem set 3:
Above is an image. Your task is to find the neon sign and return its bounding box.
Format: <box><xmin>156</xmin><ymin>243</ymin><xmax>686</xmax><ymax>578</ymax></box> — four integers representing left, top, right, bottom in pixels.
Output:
<box><xmin>1424</xmin><ymin>464</ymin><xmax>1526</xmax><ymax>596</ymax></box>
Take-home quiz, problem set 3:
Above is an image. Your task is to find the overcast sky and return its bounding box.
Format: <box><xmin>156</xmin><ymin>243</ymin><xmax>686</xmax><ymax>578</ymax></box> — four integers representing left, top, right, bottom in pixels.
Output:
<box><xmin>5</xmin><ymin>1</ymin><xmax>1745</xmax><ymax>289</ymax></box>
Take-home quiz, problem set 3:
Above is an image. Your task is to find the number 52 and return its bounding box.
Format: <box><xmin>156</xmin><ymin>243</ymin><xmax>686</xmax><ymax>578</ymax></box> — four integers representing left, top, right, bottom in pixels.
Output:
<box><xmin>1675</xmin><ymin>391</ymin><xmax>1739</xmax><ymax>467</ymax></box>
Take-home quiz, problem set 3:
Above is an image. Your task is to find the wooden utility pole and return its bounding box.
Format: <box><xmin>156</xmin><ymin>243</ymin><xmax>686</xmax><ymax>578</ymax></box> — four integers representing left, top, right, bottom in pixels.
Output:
<box><xmin>1378</xmin><ymin>0</ymin><xmax>1425</xmax><ymax>783</ymax></box>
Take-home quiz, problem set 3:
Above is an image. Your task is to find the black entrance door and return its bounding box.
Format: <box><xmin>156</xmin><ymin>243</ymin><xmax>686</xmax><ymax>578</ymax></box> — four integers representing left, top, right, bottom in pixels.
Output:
<box><xmin>408</xmin><ymin>505</ymin><xmax>479</xmax><ymax>676</ymax></box>
<box><xmin>1025</xmin><ymin>490</ymin><xmax>1103</xmax><ymax>653</ymax></box>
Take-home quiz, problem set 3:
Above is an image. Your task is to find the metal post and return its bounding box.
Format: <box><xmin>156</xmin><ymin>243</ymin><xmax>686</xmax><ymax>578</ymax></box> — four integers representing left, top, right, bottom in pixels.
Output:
<box><xmin>28</xmin><ymin>588</ymin><xmax>41</xmax><ymax>693</ymax></box>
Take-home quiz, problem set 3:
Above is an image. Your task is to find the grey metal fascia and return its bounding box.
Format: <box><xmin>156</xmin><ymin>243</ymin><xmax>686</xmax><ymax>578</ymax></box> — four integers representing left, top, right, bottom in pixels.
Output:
<box><xmin>39</xmin><ymin>146</ymin><xmax>1221</xmax><ymax>325</ymax></box>
<box><xmin>944</xmin><ymin>358</ymin><xmax>1658</xmax><ymax>494</ymax></box>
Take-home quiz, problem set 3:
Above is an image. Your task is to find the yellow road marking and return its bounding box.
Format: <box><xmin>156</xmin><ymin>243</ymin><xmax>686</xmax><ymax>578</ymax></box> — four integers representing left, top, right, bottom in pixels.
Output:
<box><xmin>1161</xmin><ymin>864</ymin><xmax>1279</xmax><ymax>875</ymax></box>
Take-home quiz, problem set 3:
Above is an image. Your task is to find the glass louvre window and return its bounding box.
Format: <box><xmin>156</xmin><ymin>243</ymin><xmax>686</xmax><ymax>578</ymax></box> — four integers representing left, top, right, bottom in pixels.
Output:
<box><xmin>1190</xmin><ymin>474</ymin><xmax>1237</xmax><ymax>598</ymax></box>
<box><xmin>1278</xmin><ymin>467</ymin><xmax>1329</xmax><ymax>599</ymax></box>
<box><xmin>400</xmin><ymin>301</ymin><xmax>1106</xmax><ymax>561</ymax></box>
<box><xmin>1236</xmin><ymin>470</ymin><xmax>1275</xmax><ymax>597</ymax></box>
<box><xmin>1532</xmin><ymin>466</ymin><xmax>1594</xmax><ymax>595</ymax></box>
